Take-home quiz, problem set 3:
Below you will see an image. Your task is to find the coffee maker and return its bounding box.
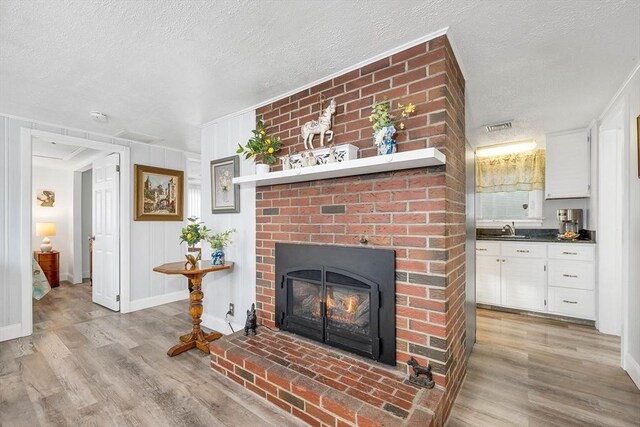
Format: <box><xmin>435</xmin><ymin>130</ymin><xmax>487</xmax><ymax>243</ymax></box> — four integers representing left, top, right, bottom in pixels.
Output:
<box><xmin>557</xmin><ymin>209</ymin><xmax>584</xmax><ymax>235</ymax></box>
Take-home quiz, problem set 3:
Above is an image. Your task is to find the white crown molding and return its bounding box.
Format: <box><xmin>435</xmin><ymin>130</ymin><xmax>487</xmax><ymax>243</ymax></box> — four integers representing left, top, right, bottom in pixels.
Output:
<box><xmin>599</xmin><ymin>60</ymin><xmax>640</xmax><ymax>121</ymax></box>
<box><xmin>201</xmin><ymin>27</ymin><xmax>466</xmax><ymax>128</ymax></box>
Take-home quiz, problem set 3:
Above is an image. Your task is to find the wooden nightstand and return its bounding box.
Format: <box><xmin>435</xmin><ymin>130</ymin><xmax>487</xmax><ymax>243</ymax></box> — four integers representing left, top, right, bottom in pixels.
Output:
<box><xmin>34</xmin><ymin>250</ymin><xmax>60</xmax><ymax>288</ymax></box>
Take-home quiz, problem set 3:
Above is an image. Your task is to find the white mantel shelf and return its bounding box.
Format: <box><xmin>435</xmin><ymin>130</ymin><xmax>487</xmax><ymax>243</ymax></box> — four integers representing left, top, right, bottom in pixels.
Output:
<box><xmin>232</xmin><ymin>147</ymin><xmax>446</xmax><ymax>187</ymax></box>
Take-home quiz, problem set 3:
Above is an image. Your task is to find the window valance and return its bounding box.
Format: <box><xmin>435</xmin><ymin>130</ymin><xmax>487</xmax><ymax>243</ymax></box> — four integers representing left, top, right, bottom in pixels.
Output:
<box><xmin>476</xmin><ymin>149</ymin><xmax>545</xmax><ymax>193</ymax></box>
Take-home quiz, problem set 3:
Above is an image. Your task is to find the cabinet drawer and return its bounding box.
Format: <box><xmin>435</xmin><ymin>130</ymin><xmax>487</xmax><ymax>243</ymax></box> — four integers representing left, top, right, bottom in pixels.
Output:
<box><xmin>37</xmin><ymin>259</ymin><xmax>57</xmax><ymax>269</ymax></box>
<box><xmin>548</xmin><ymin>244</ymin><xmax>595</xmax><ymax>261</ymax></box>
<box><xmin>548</xmin><ymin>287</ymin><xmax>595</xmax><ymax>319</ymax></box>
<box><xmin>476</xmin><ymin>241</ymin><xmax>500</xmax><ymax>256</ymax></box>
<box><xmin>500</xmin><ymin>243</ymin><xmax>546</xmax><ymax>258</ymax></box>
<box><xmin>548</xmin><ymin>260</ymin><xmax>594</xmax><ymax>290</ymax></box>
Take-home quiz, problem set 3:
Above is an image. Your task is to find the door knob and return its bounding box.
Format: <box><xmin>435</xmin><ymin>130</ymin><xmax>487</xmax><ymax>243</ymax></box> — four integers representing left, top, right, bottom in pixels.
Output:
<box><xmin>88</xmin><ymin>236</ymin><xmax>96</xmax><ymax>241</ymax></box>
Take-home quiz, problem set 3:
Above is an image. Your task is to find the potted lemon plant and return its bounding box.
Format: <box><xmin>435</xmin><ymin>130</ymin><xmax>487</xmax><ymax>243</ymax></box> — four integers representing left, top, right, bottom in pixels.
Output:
<box><xmin>236</xmin><ymin>120</ymin><xmax>282</xmax><ymax>174</ymax></box>
<box><xmin>179</xmin><ymin>217</ymin><xmax>210</xmax><ymax>261</ymax></box>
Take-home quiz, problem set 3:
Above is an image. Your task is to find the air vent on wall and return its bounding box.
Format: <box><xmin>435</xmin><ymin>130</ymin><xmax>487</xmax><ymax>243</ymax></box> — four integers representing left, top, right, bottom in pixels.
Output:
<box><xmin>114</xmin><ymin>129</ymin><xmax>163</xmax><ymax>144</ymax></box>
<box><xmin>485</xmin><ymin>121</ymin><xmax>512</xmax><ymax>132</ymax></box>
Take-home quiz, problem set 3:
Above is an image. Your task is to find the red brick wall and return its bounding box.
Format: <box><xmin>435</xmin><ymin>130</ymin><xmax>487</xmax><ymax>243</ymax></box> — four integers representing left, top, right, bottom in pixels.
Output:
<box><xmin>253</xmin><ymin>35</ymin><xmax>466</xmax><ymax>418</ymax></box>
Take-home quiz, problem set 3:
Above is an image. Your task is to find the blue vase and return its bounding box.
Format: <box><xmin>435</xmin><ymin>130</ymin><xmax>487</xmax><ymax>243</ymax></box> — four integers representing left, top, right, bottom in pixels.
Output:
<box><xmin>211</xmin><ymin>248</ymin><xmax>225</xmax><ymax>266</ymax></box>
<box><xmin>374</xmin><ymin>124</ymin><xmax>397</xmax><ymax>155</ymax></box>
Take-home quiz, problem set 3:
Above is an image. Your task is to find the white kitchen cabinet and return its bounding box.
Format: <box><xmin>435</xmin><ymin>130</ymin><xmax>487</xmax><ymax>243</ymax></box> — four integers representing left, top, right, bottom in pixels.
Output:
<box><xmin>501</xmin><ymin>257</ymin><xmax>546</xmax><ymax>311</ymax></box>
<box><xmin>475</xmin><ymin>240</ymin><xmax>596</xmax><ymax>320</ymax></box>
<box><xmin>545</xmin><ymin>129</ymin><xmax>590</xmax><ymax>199</ymax></box>
<box><xmin>476</xmin><ymin>255</ymin><xmax>502</xmax><ymax>305</ymax></box>
<box><xmin>476</xmin><ymin>242</ymin><xmax>501</xmax><ymax>304</ymax></box>
<box><xmin>547</xmin><ymin>244</ymin><xmax>595</xmax><ymax>319</ymax></box>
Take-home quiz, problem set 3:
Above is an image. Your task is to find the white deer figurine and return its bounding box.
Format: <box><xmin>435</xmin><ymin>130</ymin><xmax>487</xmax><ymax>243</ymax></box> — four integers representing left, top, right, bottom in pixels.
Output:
<box><xmin>301</xmin><ymin>99</ymin><xmax>336</xmax><ymax>150</ymax></box>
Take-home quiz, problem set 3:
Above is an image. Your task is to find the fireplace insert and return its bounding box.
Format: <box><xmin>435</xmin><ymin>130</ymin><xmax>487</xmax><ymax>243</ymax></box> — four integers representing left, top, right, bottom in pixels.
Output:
<box><xmin>275</xmin><ymin>243</ymin><xmax>395</xmax><ymax>365</ymax></box>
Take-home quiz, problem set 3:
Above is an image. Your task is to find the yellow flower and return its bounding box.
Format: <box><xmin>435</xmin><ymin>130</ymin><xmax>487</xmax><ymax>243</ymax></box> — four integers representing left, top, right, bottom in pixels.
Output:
<box><xmin>266</xmin><ymin>138</ymin><xmax>271</xmax><ymax>144</ymax></box>
<box><xmin>405</xmin><ymin>103</ymin><xmax>416</xmax><ymax>113</ymax></box>
<box><xmin>268</xmin><ymin>147</ymin><xmax>274</xmax><ymax>154</ymax></box>
<box><xmin>260</xmin><ymin>130</ymin><xmax>266</xmax><ymax>135</ymax></box>
<box><xmin>400</xmin><ymin>123</ymin><xmax>405</xmax><ymax>130</ymax></box>
<box><xmin>397</xmin><ymin>103</ymin><xmax>404</xmax><ymax>108</ymax></box>
<box><xmin>187</xmin><ymin>233</ymin><xmax>193</xmax><ymax>240</ymax></box>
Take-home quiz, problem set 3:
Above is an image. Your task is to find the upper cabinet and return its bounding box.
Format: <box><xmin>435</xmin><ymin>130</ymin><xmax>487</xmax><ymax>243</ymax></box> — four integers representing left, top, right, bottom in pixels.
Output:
<box><xmin>545</xmin><ymin>129</ymin><xmax>590</xmax><ymax>199</ymax></box>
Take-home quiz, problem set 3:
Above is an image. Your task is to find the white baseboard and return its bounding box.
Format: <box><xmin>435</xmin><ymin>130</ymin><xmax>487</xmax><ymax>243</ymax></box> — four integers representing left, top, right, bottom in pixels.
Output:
<box><xmin>201</xmin><ymin>313</ymin><xmax>242</xmax><ymax>336</ymax></box>
<box><xmin>624</xmin><ymin>352</ymin><xmax>640</xmax><ymax>390</ymax></box>
<box><xmin>129</xmin><ymin>290</ymin><xmax>189</xmax><ymax>312</ymax></box>
<box><xmin>0</xmin><ymin>323</ymin><xmax>24</xmax><ymax>342</ymax></box>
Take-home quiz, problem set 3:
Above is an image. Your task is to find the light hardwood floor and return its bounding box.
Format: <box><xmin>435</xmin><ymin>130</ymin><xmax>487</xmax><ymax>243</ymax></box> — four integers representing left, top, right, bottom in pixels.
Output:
<box><xmin>0</xmin><ymin>281</ymin><xmax>305</xmax><ymax>427</ymax></box>
<box><xmin>448</xmin><ymin>309</ymin><xmax>640</xmax><ymax>427</ymax></box>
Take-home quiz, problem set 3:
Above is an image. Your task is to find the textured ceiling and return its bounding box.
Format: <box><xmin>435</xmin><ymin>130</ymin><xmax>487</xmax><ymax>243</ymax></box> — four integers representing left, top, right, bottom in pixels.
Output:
<box><xmin>1</xmin><ymin>0</ymin><xmax>638</xmax><ymax>152</ymax></box>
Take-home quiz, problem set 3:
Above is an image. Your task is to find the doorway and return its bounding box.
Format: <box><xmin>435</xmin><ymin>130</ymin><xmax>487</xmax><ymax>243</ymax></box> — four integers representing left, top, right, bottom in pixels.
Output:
<box><xmin>20</xmin><ymin>129</ymin><xmax>132</xmax><ymax>336</ymax></box>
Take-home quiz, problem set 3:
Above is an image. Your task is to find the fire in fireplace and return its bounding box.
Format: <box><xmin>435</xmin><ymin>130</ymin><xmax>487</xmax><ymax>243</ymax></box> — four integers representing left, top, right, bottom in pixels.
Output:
<box><xmin>275</xmin><ymin>243</ymin><xmax>395</xmax><ymax>365</ymax></box>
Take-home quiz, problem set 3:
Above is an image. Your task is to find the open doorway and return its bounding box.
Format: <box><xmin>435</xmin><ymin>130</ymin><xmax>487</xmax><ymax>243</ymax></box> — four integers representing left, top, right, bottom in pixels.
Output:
<box><xmin>20</xmin><ymin>129</ymin><xmax>132</xmax><ymax>336</ymax></box>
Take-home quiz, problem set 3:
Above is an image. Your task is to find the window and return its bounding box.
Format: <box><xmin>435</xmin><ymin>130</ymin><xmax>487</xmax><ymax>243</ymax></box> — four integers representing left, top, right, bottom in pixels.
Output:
<box><xmin>475</xmin><ymin>146</ymin><xmax>545</xmax><ymax>223</ymax></box>
<box><xmin>187</xmin><ymin>184</ymin><xmax>201</xmax><ymax>219</ymax></box>
<box><xmin>476</xmin><ymin>190</ymin><xmax>543</xmax><ymax>221</ymax></box>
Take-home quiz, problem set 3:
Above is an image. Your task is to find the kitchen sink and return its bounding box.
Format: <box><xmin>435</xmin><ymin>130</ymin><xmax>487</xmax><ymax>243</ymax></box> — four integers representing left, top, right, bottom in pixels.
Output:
<box><xmin>496</xmin><ymin>235</ymin><xmax>530</xmax><ymax>239</ymax></box>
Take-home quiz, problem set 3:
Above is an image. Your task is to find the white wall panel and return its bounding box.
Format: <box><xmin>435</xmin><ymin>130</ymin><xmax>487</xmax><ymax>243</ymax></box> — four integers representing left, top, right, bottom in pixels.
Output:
<box><xmin>200</xmin><ymin>110</ymin><xmax>257</xmax><ymax>333</ymax></box>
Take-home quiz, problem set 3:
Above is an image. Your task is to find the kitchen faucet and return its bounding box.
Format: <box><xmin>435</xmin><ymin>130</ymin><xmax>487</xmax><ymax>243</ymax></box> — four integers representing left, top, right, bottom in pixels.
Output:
<box><xmin>502</xmin><ymin>222</ymin><xmax>516</xmax><ymax>236</ymax></box>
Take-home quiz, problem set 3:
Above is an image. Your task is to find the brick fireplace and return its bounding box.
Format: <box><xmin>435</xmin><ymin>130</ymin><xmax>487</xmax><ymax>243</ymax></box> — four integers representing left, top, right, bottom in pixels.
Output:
<box><xmin>210</xmin><ymin>34</ymin><xmax>466</xmax><ymax>426</ymax></box>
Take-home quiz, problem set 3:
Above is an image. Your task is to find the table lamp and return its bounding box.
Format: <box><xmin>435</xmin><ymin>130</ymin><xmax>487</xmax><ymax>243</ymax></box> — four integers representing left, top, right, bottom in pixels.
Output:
<box><xmin>36</xmin><ymin>222</ymin><xmax>57</xmax><ymax>252</ymax></box>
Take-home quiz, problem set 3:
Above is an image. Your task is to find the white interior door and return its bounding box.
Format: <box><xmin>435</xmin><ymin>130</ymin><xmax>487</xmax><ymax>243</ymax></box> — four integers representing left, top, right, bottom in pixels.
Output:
<box><xmin>92</xmin><ymin>153</ymin><xmax>120</xmax><ymax>311</ymax></box>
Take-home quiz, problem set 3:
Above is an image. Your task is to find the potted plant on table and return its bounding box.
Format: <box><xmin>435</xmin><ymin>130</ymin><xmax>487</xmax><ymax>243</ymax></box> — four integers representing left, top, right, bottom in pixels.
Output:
<box><xmin>179</xmin><ymin>217</ymin><xmax>210</xmax><ymax>262</ymax></box>
<box><xmin>207</xmin><ymin>228</ymin><xmax>236</xmax><ymax>266</ymax></box>
<box><xmin>369</xmin><ymin>100</ymin><xmax>416</xmax><ymax>155</ymax></box>
<box><xmin>236</xmin><ymin>120</ymin><xmax>282</xmax><ymax>174</ymax></box>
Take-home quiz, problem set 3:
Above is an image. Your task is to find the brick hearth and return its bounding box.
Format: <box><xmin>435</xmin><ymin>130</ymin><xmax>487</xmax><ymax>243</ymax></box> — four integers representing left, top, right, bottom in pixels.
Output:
<box><xmin>210</xmin><ymin>33</ymin><xmax>467</xmax><ymax>426</ymax></box>
<box><xmin>210</xmin><ymin>328</ymin><xmax>444</xmax><ymax>427</ymax></box>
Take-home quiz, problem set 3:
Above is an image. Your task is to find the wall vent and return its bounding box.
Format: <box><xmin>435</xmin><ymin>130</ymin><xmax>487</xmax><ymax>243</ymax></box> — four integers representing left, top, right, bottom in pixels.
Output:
<box><xmin>485</xmin><ymin>121</ymin><xmax>512</xmax><ymax>132</ymax></box>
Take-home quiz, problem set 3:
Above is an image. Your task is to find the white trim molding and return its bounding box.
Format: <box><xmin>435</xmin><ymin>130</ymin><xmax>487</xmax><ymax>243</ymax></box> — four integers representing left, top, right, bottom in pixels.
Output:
<box><xmin>129</xmin><ymin>290</ymin><xmax>189</xmax><ymax>312</ymax></box>
<box><xmin>200</xmin><ymin>27</ymin><xmax>466</xmax><ymax>127</ymax></box>
<box><xmin>625</xmin><ymin>353</ymin><xmax>640</xmax><ymax>390</ymax></box>
<box><xmin>201</xmin><ymin>313</ymin><xmax>242</xmax><ymax>337</ymax></box>
<box><xmin>20</xmin><ymin>129</ymin><xmax>133</xmax><ymax>337</ymax></box>
<box><xmin>0</xmin><ymin>323</ymin><xmax>24</xmax><ymax>342</ymax></box>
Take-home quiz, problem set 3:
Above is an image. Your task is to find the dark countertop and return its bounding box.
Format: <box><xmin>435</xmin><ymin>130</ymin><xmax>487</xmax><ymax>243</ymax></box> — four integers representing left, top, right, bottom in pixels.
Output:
<box><xmin>476</xmin><ymin>235</ymin><xmax>596</xmax><ymax>244</ymax></box>
<box><xmin>476</xmin><ymin>228</ymin><xmax>596</xmax><ymax>244</ymax></box>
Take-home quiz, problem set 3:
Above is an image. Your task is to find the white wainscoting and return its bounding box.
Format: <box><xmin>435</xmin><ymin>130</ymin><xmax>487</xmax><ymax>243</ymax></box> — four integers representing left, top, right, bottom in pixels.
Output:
<box><xmin>200</xmin><ymin>110</ymin><xmax>257</xmax><ymax>334</ymax></box>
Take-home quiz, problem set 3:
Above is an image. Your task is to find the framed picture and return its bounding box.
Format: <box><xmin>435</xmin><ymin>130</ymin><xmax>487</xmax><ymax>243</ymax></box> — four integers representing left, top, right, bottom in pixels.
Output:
<box><xmin>36</xmin><ymin>189</ymin><xmax>55</xmax><ymax>207</ymax></box>
<box><xmin>210</xmin><ymin>155</ymin><xmax>240</xmax><ymax>213</ymax></box>
<box><xmin>134</xmin><ymin>164</ymin><xmax>184</xmax><ymax>221</ymax></box>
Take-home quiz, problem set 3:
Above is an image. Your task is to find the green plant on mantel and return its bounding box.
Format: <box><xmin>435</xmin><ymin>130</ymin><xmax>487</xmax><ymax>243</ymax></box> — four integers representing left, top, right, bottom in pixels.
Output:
<box><xmin>236</xmin><ymin>120</ymin><xmax>282</xmax><ymax>165</ymax></box>
<box><xmin>369</xmin><ymin>100</ymin><xmax>416</xmax><ymax>131</ymax></box>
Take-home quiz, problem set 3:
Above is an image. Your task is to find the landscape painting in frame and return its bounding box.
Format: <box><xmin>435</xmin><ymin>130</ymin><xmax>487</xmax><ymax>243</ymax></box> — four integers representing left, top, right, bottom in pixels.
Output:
<box><xmin>134</xmin><ymin>164</ymin><xmax>184</xmax><ymax>221</ymax></box>
<box><xmin>211</xmin><ymin>155</ymin><xmax>239</xmax><ymax>214</ymax></box>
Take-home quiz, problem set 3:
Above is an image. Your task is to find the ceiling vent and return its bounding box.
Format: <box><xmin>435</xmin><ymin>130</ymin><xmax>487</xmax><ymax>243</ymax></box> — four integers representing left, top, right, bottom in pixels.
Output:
<box><xmin>114</xmin><ymin>130</ymin><xmax>163</xmax><ymax>144</ymax></box>
<box><xmin>485</xmin><ymin>121</ymin><xmax>512</xmax><ymax>132</ymax></box>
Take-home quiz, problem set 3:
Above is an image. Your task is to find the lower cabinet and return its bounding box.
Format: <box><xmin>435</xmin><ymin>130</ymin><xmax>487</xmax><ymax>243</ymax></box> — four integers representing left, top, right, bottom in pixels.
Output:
<box><xmin>476</xmin><ymin>256</ymin><xmax>501</xmax><ymax>305</ymax></box>
<box><xmin>476</xmin><ymin>241</ymin><xmax>596</xmax><ymax>320</ymax></box>
<box><xmin>501</xmin><ymin>257</ymin><xmax>546</xmax><ymax>311</ymax></box>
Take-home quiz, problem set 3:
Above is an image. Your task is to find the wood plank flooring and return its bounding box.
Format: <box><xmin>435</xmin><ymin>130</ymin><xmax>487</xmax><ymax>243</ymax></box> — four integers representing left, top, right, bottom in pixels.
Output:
<box><xmin>448</xmin><ymin>309</ymin><xmax>640</xmax><ymax>427</ymax></box>
<box><xmin>0</xmin><ymin>282</ymin><xmax>305</xmax><ymax>427</ymax></box>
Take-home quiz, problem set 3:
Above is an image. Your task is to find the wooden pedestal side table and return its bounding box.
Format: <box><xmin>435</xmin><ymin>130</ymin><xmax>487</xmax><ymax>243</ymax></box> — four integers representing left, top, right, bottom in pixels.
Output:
<box><xmin>153</xmin><ymin>261</ymin><xmax>233</xmax><ymax>357</ymax></box>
